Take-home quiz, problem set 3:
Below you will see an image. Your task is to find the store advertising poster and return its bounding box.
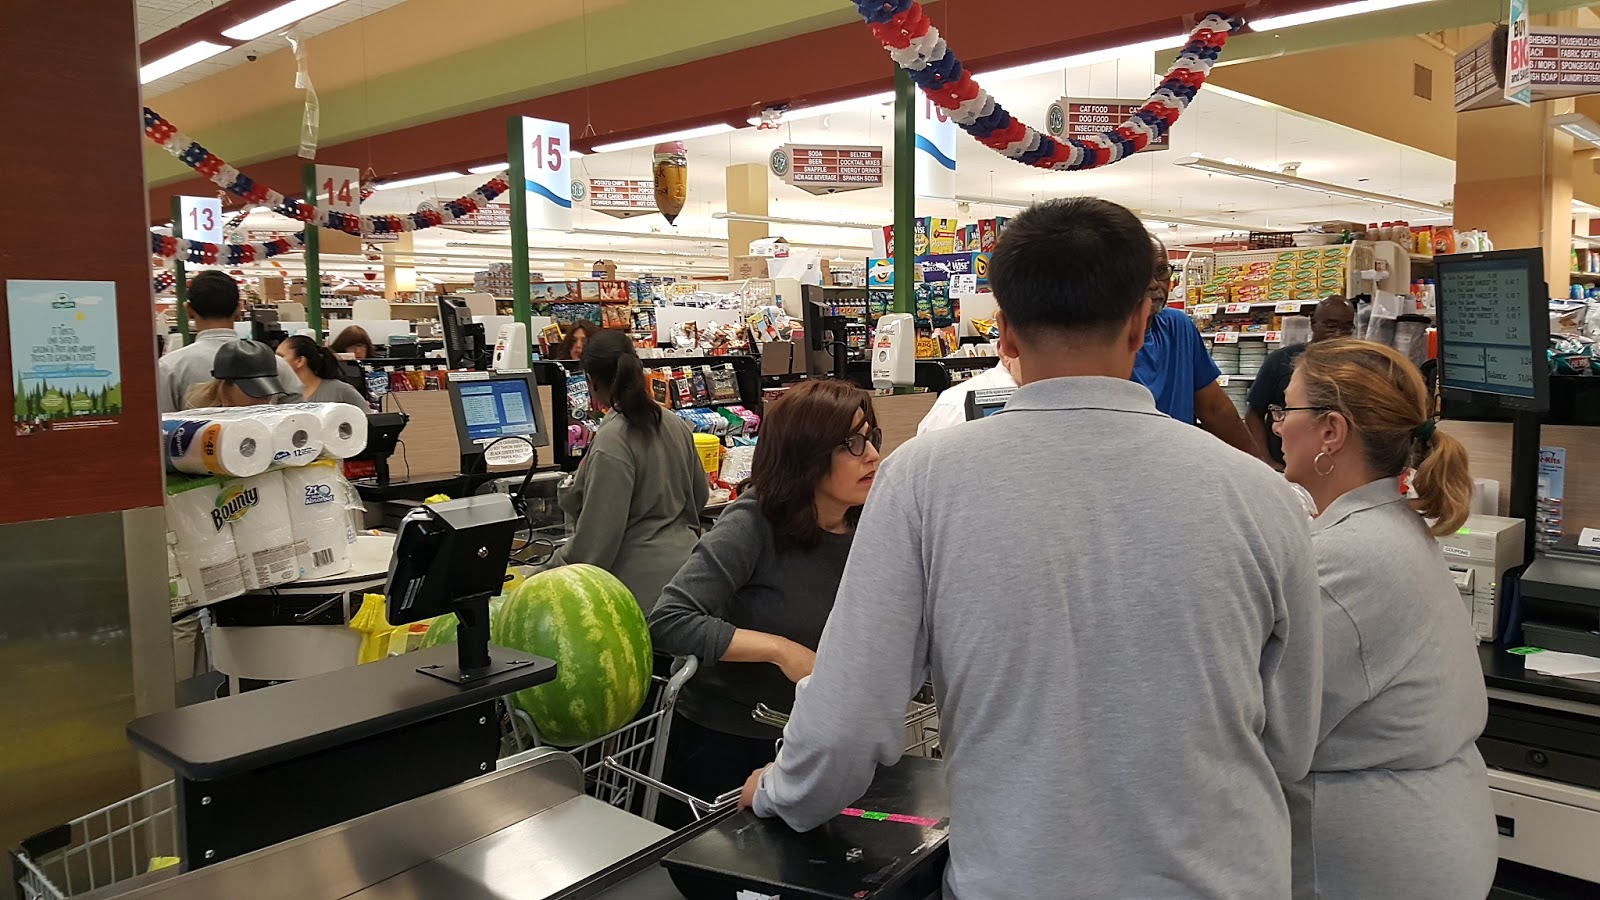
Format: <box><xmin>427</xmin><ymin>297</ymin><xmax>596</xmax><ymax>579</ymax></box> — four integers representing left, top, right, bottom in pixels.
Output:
<box><xmin>8</xmin><ymin>280</ymin><xmax>122</xmax><ymax>435</ymax></box>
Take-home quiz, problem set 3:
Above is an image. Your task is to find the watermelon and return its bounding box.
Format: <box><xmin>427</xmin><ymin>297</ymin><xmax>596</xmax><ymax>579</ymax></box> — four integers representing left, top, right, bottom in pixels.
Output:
<box><xmin>493</xmin><ymin>564</ymin><xmax>653</xmax><ymax>747</ymax></box>
<box><xmin>418</xmin><ymin>595</ymin><xmax>508</xmax><ymax>649</ymax></box>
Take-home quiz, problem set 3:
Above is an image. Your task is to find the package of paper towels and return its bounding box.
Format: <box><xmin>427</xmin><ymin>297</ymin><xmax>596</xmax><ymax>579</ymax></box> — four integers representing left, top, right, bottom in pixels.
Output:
<box><xmin>162</xmin><ymin>416</ymin><xmax>274</xmax><ymax>478</ymax></box>
<box><xmin>281</xmin><ymin>461</ymin><xmax>355</xmax><ymax>579</ymax></box>
<box><xmin>220</xmin><ymin>470</ymin><xmax>300</xmax><ymax>589</ymax></box>
<box><xmin>164</xmin><ymin>476</ymin><xmax>248</xmax><ymax>607</ymax></box>
<box><xmin>278</xmin><ymin>402</ymin><xmax>369</xmax><ymax>459</ymax></box>
<box><xmin>186</xmin><ymin>406</ymin><xmax>324</xmax><ymax>468</ymax></box>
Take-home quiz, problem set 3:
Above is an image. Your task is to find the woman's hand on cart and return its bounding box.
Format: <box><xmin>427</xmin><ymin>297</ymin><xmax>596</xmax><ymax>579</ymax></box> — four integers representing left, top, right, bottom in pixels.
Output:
<box><xmin>776</xmin><ymin>641</ymin><xmax>816</xmax><ymax>683</ymax></box>
<box><xmin>739</xmin><ymin>764</ymin><xmax>772</xmax><ymax>811</ymax></box>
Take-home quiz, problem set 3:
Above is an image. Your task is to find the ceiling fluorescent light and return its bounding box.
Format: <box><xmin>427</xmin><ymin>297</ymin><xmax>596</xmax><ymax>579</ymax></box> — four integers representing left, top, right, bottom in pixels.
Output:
<box><xmin>712</xmin><ymin>212</ymin><xmax>880</xmax><ymax>230</ymax></box>
<box><xmin>139</xmin><ymin>41</ymin><xmax>228</xmax><ymax>84</ymax></box>
<box><xmin>1249</xmin><ymin>0</ymin><xmax>1437</xmax><ymax>33</ymax></box>
<box><xmin>1174</xmin><ymin>156</ymin><xmax>1450</xmax><ymax>215</ymax></box>
<box><xmin>748</xmin><ymin>92</ymin><xmax>897</xmax><ymax>126</ymax></box>
<box><xmin>373</xmin><ymin>171</ymin><xmax>464</xmax><ymax>191</ymax></box>
<box><xmin>590</xmin><ymin>123</ymin><xmax>737</xmax><ymax>154</ymax></box>
<box><xmin>222</xmin><ymin>0</ymin><xmax>349</xmax><ymax>41</ymax></box>
<box><xmin>467</xmin><ymin>162</ymin><xmax>510</xmax><ymax>174</ymax></box>
<box><xmin>977</xmin><ymin>34</ymin><xmax>1188</xmax><ymax>83</ymax></box>
<box><xmin>1553</xmin><ymin>113</ymin><xmax>1600</xmax><ymax>150</ymax></box>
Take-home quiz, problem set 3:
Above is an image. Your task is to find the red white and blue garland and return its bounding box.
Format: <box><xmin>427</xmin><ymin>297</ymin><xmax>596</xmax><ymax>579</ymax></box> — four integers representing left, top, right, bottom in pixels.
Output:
<box><xmin>143</xmin><ymin>107</ymin><xmax>508</xmax><ymax>264</ymax></box>
<box><xmin>852</xmin><ymin>1</ymin><xmax>1239</xmax><ymax>170</ymax></box>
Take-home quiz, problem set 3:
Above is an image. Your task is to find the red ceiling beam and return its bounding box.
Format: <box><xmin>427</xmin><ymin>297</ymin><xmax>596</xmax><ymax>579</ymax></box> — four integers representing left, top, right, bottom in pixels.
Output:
<box><xmin>146</xmin><ymin>1</ymin><xmax>1343</xmax><ymax>220</ymax></box>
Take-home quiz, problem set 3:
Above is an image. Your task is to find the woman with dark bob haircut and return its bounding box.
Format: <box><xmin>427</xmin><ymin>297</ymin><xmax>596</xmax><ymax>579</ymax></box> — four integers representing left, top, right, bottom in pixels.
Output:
<box><xmin>647</xmin><ymin>379</ymin><xmax>882</xmax><ymax>827</ymax></box>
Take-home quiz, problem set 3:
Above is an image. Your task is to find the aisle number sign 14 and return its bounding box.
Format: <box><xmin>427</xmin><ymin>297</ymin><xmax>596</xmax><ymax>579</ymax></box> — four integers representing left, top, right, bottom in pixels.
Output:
<box><xmin>516</xmin><ymin>116</ymin><xmax>573</xmax><ymax>232</ymax></box>
<box><xmin>314</xmin><ymin>165</ymin><xmax>361</xmax><ymax>217</ymax></box>
<box><xmin>1505</xmin><ymin>0</ymin><xmax>1531</xmax><ymax>106</ymax></box>
<box><xmin>178</xmin><ymin>196</ymin><xmax>222</xmax><ymax>245</ymax></box>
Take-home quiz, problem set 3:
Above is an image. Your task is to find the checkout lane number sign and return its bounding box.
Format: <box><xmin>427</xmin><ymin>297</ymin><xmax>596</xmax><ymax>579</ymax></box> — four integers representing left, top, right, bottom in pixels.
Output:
<box><xmin>519</xmin><ymin>116</ymin><xmax>573</xmax><ymax>232</ymax></box>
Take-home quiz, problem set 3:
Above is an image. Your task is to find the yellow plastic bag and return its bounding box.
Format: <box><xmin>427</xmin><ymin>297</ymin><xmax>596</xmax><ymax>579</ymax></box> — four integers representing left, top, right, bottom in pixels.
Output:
<box><xmin>350</xmin><ymin>593</ymin><xmax>395</xmax><ymax>664</ymax></box>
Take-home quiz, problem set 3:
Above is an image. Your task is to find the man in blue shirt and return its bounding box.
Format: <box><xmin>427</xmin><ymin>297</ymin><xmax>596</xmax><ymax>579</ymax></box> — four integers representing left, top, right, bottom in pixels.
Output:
<box><xmin>1133</xmin><ymin>239</ymin><xmax>1265</xmax><ymax>461</ymax></box>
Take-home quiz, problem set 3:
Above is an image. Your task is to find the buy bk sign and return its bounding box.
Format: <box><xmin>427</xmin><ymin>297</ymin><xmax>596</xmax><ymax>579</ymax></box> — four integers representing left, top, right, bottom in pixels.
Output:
<box><xmin>1505</xmin><ymin>0</ymin><xmax>1532</xmax><ymax>105</ymax></box>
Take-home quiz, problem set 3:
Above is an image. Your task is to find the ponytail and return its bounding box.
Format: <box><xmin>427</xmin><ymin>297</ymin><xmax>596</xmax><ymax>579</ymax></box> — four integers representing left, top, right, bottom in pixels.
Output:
<box><xmin>282</xmin><ymin>335</ymin><xmax>343</xmax><ymax>380</ymax></box>
<box><xmin>581</xmin><ymin>329</ymin><xmax>661</xmax><ymax>436</ymax></box>
<box><xmin>1411</xmin><ymin>429</ymin><xmax>1473</xmax><ymax>537</ymax></box>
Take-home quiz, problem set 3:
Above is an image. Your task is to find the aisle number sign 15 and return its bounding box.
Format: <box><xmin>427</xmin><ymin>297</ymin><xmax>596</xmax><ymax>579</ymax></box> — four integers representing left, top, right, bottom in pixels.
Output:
<box><xmin>517</xmin><ymin>116</ymin><xmax>573</xmax><ymax>232</ymax></box>
<box><xmin>178</xmin><ymin>196</ymin><xmax>223</xmax><ymax>244</ymax></box>
<box><xmin>314</xmin><ymin>165</ymin><xmax>361</xmax><ymax>217</ymax></box>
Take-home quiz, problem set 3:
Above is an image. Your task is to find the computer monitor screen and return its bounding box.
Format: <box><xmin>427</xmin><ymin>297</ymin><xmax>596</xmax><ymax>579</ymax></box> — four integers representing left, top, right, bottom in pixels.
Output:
<box><xmin>439</xmin><ymin>296</ymin><xmax>485</xmax><ymax>369</ymax></box>
<box><xmin>447</xmin><ymin>371</ymin><xmax>549</xmax><ymax>453</ymax></box>
<box><xmin>964</xmin><ymin>386</ymin><xmax>1015</xmax><ymax>421</ymax></box>
<box><xmin>1435</xmin><ymin>248</ymin><xmax>1549</xmax><ymax>412</ymax></box>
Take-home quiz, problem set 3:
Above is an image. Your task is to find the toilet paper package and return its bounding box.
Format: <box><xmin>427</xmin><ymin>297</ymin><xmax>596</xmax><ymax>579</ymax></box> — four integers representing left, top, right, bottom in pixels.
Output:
<box><xmin>281</xmin><ymin>461</ymin><xmax>356</xmax><ymax>580</ymax></box>
<box><xmin>187</xmin><ymin>407</ymin><xmax>325</xmax><ymax>468</ymax></box>
<box><xmin>161</xmin><ymin>416</ymin><xmax>274</xmax><ymax>478</ymax></box>
<box><xmin>220</xmin><ymin>470</ymin><xmax>300</xmax><ymax>589</ymax></box>
<box><xmin>164</xmin><ymin>475</ymin><xmax>247</xmax><ymax>607</ymax></box>
<box><xmin>278</xmin><ymin>402</ymin><xmax>369</xmax><ymax>459</ymax></box>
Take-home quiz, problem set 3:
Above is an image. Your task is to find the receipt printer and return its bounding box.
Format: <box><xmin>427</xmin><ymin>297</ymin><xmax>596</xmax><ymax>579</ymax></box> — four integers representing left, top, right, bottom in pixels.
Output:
<box><xmin>1437</xmin><ymin>514</ymin><xmax>1525</xmax><ymax>641</ymax></box>
<box><xmin>872</xmin><ymin>313</ymin><xmax>916</xmax><ymax>390</ymax></box>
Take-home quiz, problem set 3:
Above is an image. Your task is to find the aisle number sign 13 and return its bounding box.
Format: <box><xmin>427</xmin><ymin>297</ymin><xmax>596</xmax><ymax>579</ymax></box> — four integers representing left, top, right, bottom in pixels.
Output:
<box><xmin>178</xmin><ymin>196</ymin><xmax>223</xmax><ymax>245</ymax></box>
<box><xmin>516</xmin><ymin>116</ymin><xmax>573</xmax><ymax>232</ymax></box>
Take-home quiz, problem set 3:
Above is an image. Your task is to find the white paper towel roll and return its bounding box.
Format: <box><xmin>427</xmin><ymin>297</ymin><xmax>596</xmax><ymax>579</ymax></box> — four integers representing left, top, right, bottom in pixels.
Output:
<box><xmin>281</xmin><ymin>402</ymin><xmax>368</xmax><ymax>459</ymax></box>
<box><xmin>165</xmin><ymin>476</ymin><xmax>247</xmax><ymax>606</ymax></box>
<box><xmin>162</xmin><ymin>416</ymin><xmax>274</xmax><ymax>478</ymax></box>
<box><xmin>190</xmin><ymin>407</ymin><xmax>325</xmax><ymax>468</ymax></box>
<box><xmin>221</xmin><ymin>470</ymin><xmax>300</xmax><ymax>589</ymax></box>
<box><xmin>281</xmin><ymin>462</ymin><xmax>354</xmax><ymax>580</ymax></box>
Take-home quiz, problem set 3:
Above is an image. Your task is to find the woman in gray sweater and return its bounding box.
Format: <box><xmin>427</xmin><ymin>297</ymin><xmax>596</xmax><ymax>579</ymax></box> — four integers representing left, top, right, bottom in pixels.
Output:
<box><xmin>648</xmin><ymin>379</ymin><xmax>881</xmax><ymax>827</ymax></box>
<box><xmin>539</xmin><ymin>330</ymin><xmax>708</xmax><ymax>612</ymax></box>
<box><xmin>1273</xmin><ymin>339</ymin><xmax>1495</xmax><ymax>899</ymax></box>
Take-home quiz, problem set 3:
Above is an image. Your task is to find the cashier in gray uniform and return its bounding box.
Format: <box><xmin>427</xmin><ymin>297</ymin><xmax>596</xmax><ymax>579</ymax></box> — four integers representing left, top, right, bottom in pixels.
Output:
<box><xmin>743</xmin><ymin>198</ymin><xmax>1323</xmax><ymax>900</ymax></box>
<box><xmin>537</xmin><ymin>330</ymin><xmax>709</xmax><ymax>612</ymax></box>
<box><xmin>1274</xmin><ymin>338</ymin><xmax>1495</xmax><ymax>900</ymax></box>
<box><xmin>648</xmin><ymin>379</ymin><xmax>881</xmax><ymax>828</ymax></box>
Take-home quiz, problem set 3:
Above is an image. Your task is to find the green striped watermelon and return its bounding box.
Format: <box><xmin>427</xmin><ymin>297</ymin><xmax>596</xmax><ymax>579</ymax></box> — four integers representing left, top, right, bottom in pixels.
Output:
<box><xmin>418</xmin><ymin>595</ymin><xmax>508</xmax><ymax>649</ymax></box>
<box><xmin>493</xmin><ymin>565</ymin><xmax>652</xmax><ymax>747</ymax></box>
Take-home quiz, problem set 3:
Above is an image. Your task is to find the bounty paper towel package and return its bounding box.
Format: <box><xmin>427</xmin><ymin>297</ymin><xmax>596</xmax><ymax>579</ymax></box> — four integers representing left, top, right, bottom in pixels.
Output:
<box><xmin>219</xmin><ymin>470</ymin><xmax>300</xmax><ymax>589</ymax></box>
<box><xmin>164</xmin><ymin>475</ymin><xmax>248</xmax><ymax>607</ymax></box>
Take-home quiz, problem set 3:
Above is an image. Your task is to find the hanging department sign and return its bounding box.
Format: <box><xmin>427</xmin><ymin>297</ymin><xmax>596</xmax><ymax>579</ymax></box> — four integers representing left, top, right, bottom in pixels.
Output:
<box><xmin>589</xmin><ymin>178</ymin><xmax>658</xmax><ymax>218</ymax></box>
<box><xmin>1046</xmin><ymin>97</ymin><xmax>1170</xmax><ymax>153</ymax></box>
<box><xmin>512</xmin><ymin>116</ymin><xmax>573</xmax><ymax>231</ymax></box>
<box><xmin>1457</xmin><ymin>26</ymin><xmax>1600</xmax><ymax>110</ymax></box>
<box><xmin>1506</xmin><ymin>0</ymin><xmax>1532</xmax><ymax>105</ymax></box>
<box><xmin>772</xmin><ymin>144</ymin><xmax>883</xmax><ymax>195</ymax></box>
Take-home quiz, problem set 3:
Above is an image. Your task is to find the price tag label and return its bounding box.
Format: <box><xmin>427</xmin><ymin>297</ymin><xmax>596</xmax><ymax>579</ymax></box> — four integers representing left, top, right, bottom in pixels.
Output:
<box><xmin>1212</xmin><ymin>331</ymin><xmax>1239</xmax><ymax>344</ymax></box>
<box><xmin>1216</xmin><ymin>375</ymin><xmax>1230</xmax><ymax>387</ymax></box>
<box><xmin>1264</xmin><ymin>331</ymin><xmax>1282</xmax><ymax>342</ymax></box>
<box><xmin>518</xmin><ymin>115</ymin><xmax>574</xmax><ymax>231</ymax></box>
<box><xmin>178</xmin><ymin>196</ymin><xmax>223</xmax><ymax>244</ymax></box>
<box><xmin>1193</xmin><ymin>304</ymin><xmax>1218</xmax><ymax>316</ymax></box>
<box><xmin>1224</xmin><ymin>302</ymin><xmax>1251</xmax><ymax>314</ymax></box>
<box><xmin>949</xmin><ymin>273</ymin><xmax>978</xmax><ymax>295</ymax></box>
<box><xmin>314</xmin><ymin>165</ymin><xmax>361</xmax><ymax>217</ymax></box>
<box><xmin>1275</xmin><ymin>301</ymin><xmax>1302</xmax><ymax>313</ymax></box>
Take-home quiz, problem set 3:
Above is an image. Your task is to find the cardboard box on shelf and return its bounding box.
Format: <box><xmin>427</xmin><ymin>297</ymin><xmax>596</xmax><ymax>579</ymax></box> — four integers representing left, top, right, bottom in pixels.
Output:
<box><xmin>749</xmin><ymin>237</ymin><xmax>790</xmax><ymax>258</ymax></box>
<box><xmin>591</xmin><ymin>259</ymin><xmax>618</xmax><ymax>278</ymax></box>
<box><xmin>730</xmin><ymin>257</ymin><xmax>770</xmax><ymax>279</ymax></box>
<box><xmin>261</xmin><ymin>277</ymin><xmax>286</xmax><ymax>303</ymax></box>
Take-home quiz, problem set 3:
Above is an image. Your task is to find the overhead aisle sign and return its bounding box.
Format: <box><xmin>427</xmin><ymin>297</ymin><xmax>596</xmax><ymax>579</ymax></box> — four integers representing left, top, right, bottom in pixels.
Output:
<box><xmin>514</xmin><ymin>116</ymin><xmax>573</xmax><ymax>232</ymax></box>
<box><xmin>178</xmin><ymin>196</ymin><xmax>223</xmax><ymax>246</ymax></box>
<box><xmin>1047</xmin><ymin>97</ymin><xmax>1171</xmax><ymax>153</ymax></box>
<box><xmin>1456</xmin><ymin>25</ymin><xmax>1600</xmax><ymax>110</ymax></box>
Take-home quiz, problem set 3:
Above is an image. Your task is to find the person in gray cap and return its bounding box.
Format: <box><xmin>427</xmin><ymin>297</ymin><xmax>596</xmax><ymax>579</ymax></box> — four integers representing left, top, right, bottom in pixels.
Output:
<box><xmin>183</xmin><ymin>340</ymin><xmax>291</xmax><ymax>408</ymax></box>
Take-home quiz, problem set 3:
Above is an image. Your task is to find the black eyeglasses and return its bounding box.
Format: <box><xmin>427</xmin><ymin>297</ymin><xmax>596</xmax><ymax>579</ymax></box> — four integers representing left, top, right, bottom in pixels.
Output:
<box><xmin>1267</xmin><ymin>404</ymin><xmax>1335</xmax><ymax>423</ymax></box>
<box><xmin>841</xmin><ymin>427</ymin><xmax>883</xmax><ymax>457</ymax></box>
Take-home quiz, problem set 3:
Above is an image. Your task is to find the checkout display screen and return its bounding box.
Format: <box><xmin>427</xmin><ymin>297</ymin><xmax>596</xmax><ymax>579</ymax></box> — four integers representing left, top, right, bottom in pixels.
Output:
<box><xmin>1437</xmin><ymin>257</ymin><xmax>1537</xmax><ymax>399</ymax></box>
<box><xmin>459</xmin><ymin>379</ymin><xmax>539</xmax><ymax>442</ymax></box>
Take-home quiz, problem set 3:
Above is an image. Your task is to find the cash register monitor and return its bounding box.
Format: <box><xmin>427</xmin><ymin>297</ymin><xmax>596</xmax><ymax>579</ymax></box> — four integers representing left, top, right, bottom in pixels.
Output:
<box><xmin>1434</xmin><ymin>248</ymin><xmax>1550</xmax><ymax>414</ymax></box>
<box><xmin>439</xmin><ymin>295</ymin><xmax>487</xmax><ymax>370</ymax></box>
<box><xmin>447</xmin><ymin>371</ymin><xmax>549</xmax><ymax>473</ymax></box>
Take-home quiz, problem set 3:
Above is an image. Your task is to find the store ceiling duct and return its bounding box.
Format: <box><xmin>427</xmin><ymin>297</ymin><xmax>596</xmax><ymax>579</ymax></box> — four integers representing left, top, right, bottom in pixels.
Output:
<box><xmin>222</xmin><ymin>0</ymin><xmax>350</xmax><ymax>41</ymax></box>
<box><xmin>1248</xmin><ymin>0</ymin><xmax>1438</xmax><ymax>32</ymax></box>
<box><xmin>372</xmin><ymin>171</ymin><xmax>464</xmax><ymax>191</ymax></box>
<box><xmin>712</xmin><ymin>212</ymin><xmax>880</xmax><ymax>230</ymax></box>
<box><xmin>139</xmin><ymin>41</ymin><xmax>228</xmax><ymax>84</ymax></box>
<box><xmin>1552</xmin><ymin>114</ymin><xmax>1600</xmax><ymax>150</ymax></box>
<box><xmin>589</xmin><ymin>124</ymin><xmax>737</xmax><ymax>155</ymax></box>
<box><xmin>1173</xmin><ymin>156</ymin><xmax>1450</xmax><ymax>215</ymax></box>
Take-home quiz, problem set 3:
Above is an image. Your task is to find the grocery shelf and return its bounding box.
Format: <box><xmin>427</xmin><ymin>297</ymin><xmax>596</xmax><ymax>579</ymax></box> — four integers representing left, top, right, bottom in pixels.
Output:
<box><xmin>1569</xmin><ymin>271</ymin><xmax>1600</xmax><ymax>284</ymax></box>
<box><xmin>1201</xmin><ymin>332</ymin><xmax>1279</xmax><ymax>339</ymax></box>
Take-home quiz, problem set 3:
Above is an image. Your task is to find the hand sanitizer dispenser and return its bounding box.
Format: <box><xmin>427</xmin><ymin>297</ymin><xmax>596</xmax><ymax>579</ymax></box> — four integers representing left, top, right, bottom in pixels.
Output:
<box><xmin>872</xmin><ymin>313</ymin><xmax>915</xmax><ymax>391</ymax></box>
<box><xmin>491</xmin><ymin>323</ymin><xmax>530</xmax><ymax>372</ymax></box>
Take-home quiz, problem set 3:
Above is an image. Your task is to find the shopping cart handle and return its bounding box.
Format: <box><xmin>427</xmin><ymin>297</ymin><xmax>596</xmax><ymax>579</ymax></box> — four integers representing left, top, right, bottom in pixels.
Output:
<box><xmin>600</xmin><ymin>756</ymin><xmax>737</xmax><ymax>820</ymax></box>
<box><xmin>751</xmin><ymin>703</ymin><xmax>790</xmax><ymax>729</ymax></box>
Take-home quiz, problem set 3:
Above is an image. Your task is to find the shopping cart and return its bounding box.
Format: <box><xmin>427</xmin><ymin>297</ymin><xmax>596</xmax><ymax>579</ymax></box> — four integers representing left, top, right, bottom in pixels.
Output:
<box><xmin>751</xmin><ymin>681</ymin><xmax>942</xmax><ymax>758</ymax></box>
<box><xmin>9</xmin><ymin>656</ymin><xmax>699</xmax><ymax>899</ymax></box>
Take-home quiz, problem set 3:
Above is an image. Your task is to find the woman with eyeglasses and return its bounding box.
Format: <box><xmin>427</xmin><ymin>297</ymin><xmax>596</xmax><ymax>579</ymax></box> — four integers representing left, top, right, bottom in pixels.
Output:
<box><xmin>648</xmin><ymin>379</ymin><xmax>881</xmax><ymax>827</ymax></box>
<box><xmin>1272</xmin><ymin>339</ymin><xmax>1494</xmax><ymax>900</ymax></box>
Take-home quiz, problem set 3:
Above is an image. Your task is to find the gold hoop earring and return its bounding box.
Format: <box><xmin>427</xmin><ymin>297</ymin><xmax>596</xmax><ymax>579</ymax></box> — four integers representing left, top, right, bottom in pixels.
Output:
<box><xmin>1313</xmin><ymin>450</ymin><xmax>1335</xmax><ymax>477</ymax></box>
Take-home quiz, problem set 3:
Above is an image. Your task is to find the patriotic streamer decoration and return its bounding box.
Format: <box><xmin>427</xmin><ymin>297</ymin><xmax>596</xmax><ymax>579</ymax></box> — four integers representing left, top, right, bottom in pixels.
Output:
<box><xmin>143</xmin><ymin>107</ymin><xmax>509</xmax><ymax>262</ymax></box>
<box><xmin>852</xmin><ymin>1</ymin><xmax>1239</xmax><ymax>170</ymax></box>
<box><xmin>153</xmin><ymin>271</ymin><xmax>176</xmax><ymax>294</ymax></box>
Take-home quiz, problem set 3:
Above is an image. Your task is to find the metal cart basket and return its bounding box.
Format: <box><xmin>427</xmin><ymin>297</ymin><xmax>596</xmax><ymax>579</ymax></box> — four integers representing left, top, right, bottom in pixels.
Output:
<box><xmin>9</xmin><ymin>656</ymin><xmax>699</xmax><ymax>900</ymax></box>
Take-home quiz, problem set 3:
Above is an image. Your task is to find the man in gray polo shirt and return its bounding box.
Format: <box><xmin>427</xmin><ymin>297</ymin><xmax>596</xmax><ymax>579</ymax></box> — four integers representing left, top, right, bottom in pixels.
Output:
<box><xmin>158</xmin><ymin>270</ymin><xmax>301</xmax><ymax>412</ymax></box>
<box><xmin>745</xmin><ymin>198</ymin><xmax>1323</xmax><ymax>899</ymax></box>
